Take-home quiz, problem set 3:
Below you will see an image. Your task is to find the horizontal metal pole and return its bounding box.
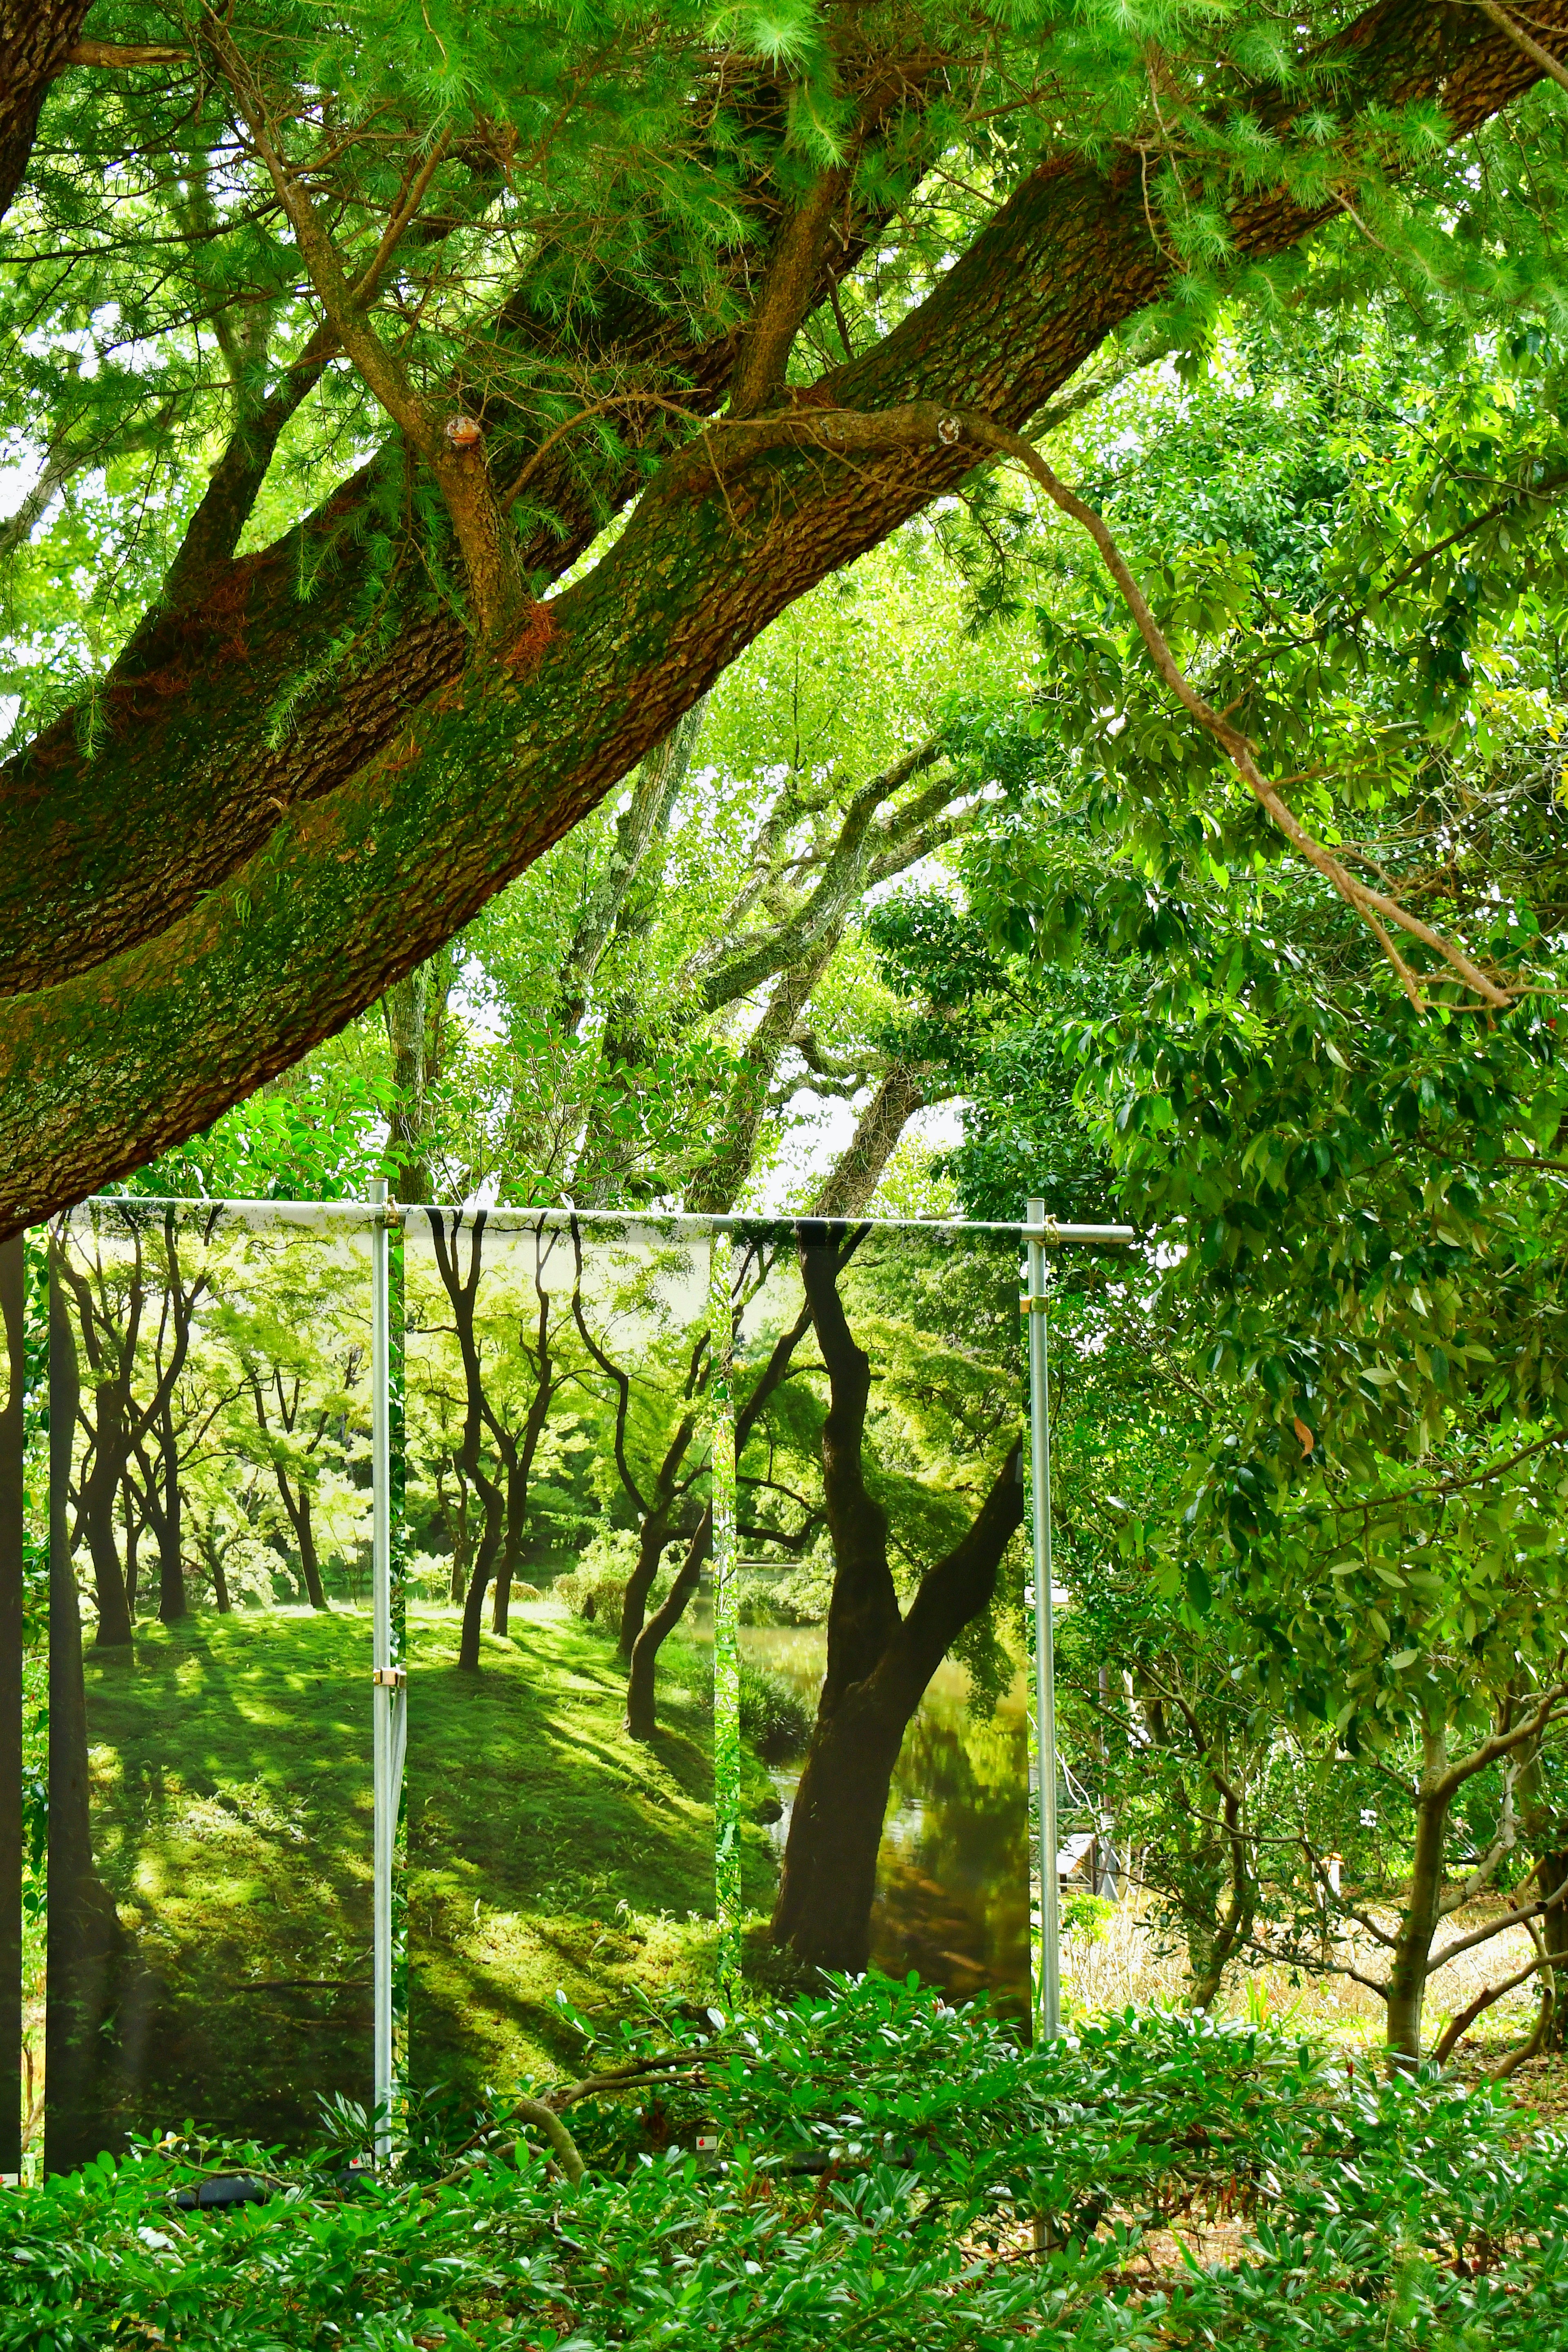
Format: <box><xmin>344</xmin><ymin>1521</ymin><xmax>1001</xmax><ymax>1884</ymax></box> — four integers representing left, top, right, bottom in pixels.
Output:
<box><xmin>67</xmin><ymin>1196</ymin><xmax>1136</xmax><ymax>1245</ymax></box>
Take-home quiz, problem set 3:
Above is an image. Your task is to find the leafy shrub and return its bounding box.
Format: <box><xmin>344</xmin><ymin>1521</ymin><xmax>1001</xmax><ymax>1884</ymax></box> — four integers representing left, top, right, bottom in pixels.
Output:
<box><xmin>554</xmin><ymin>1525</ymin><xmax>690</xmax><ymax>1641</ymax></box>
<box><xmin>552</xmin><ymin>1563</ymin><xmax>630</xmax><ymax>1637</ymax></box>
<box><xmin>740</xmin><ymin>1661</ymin><xmax>814</xmax><ymax>1761</ymax></box>
<box><xmin>8</xmin><ymin>1980</ymin><xmax>1568</xmax><ymax>2349</ymax></box>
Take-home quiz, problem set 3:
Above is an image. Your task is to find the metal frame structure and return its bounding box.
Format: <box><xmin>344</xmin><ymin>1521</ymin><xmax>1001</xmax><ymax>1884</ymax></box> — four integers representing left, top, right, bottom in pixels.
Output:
<box><xmin>27</xmin><ymin>1189</ymin><xmax>1132</xmax><ymax>2165</ymax></box>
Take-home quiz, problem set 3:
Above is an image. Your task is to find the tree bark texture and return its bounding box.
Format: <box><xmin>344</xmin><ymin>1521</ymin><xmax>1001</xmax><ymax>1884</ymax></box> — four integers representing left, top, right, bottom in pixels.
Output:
<box><xmin>768</xmin><ymin>1239</ymin><xmax>1024</xmax><ymax>1971</ymax></box>
<box><xmin>0</xmin><ymin>0</ymin><xmax>90</xmax><ymax>223</ymax></box>
<box><xmin>1383</xmin><ymin>1717</ymin><xmax>1453</xmax><ymax>2067</ymax></box>
<box><xmin>0</xmin><ymin>0</ymin><xmax>1560</xmax><ymax>1231</ymax></box>
<box><xmin>811</xmin><ymin>1069</ymin><xmax>926</xmax><ymax>1219</ymax></box>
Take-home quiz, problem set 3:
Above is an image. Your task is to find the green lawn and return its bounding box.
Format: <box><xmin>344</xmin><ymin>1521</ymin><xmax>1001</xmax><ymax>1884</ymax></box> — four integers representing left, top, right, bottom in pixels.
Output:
<box><xmin>76</xmin><ymin>1599</ymin><xmax>716</xmax><ymax>2151</ymax></box>
<box><xmin>83</xmin><ymin>1608</ymin><xmax>374</xmax><ymax>2149</ymax></box>
<box><xmin>409</xmin><ymin>1599</ymin><xmax>716</xmax><ymax>2095</ymax></box>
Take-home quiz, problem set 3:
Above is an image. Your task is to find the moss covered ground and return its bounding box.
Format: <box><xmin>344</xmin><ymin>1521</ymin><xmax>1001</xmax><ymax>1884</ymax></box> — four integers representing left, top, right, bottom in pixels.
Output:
<box><xmin>82</xmin><ymin>1606</ymin><xmax>375</xmax><ymax>2149</ymax></box>
<box><xmin>72</xmin><ymin>1598</ymin><xmax>719</xmax><ymax>2150</ymax></box>
<box><xmin>408</xmin><ymin>1597</ymin><xmax>717</xmax><ymax>2092</ymax></box>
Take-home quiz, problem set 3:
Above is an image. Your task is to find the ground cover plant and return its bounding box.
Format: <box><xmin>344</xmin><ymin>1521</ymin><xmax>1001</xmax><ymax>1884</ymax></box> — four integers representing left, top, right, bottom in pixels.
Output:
<box><xmin>6</xmin><ymin>1976</ymin><xmax>1568</xmax><ymax>2349</ymax></box>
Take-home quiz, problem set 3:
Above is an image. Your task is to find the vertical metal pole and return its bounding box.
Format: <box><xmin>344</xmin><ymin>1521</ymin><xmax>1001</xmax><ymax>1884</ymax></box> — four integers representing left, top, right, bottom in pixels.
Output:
<box><xmin>370</xmin><ymin>1181</ymin><xmax>393</xmax><ymax>2158</ymax></box>
<box><xmin>709</xmin><ymin>1233</ymin><xmax>740</xmax><ymax>1984</ymax></box>
<box><xmin>1027</xmin><ymin>1196</ymin><xmax>1060</xmax><ymax>2040</ymax></box>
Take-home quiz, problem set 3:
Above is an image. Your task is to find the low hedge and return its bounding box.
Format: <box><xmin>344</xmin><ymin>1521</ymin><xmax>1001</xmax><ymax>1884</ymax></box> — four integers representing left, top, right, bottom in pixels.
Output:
<box><xmin>7</xmin><ymin>1979</ymin><xmax>1566</xmax><ymax>2348</ymax></box>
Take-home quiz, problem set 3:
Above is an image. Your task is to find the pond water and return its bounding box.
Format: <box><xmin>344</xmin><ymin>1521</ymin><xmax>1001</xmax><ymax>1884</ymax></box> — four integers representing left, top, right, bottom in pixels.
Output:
<box><xmin>741</xmin><ymin>1627</ymin><xmax>1031</xmax><ymax>2023</ymax></box>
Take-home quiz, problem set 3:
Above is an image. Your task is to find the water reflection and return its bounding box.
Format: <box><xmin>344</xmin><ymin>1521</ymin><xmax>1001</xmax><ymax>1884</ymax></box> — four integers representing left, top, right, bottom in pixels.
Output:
<box><xmin>742</xmin><ymin>1628</ymin><xmax>1030</xmax><ymax>2023</ymax></box>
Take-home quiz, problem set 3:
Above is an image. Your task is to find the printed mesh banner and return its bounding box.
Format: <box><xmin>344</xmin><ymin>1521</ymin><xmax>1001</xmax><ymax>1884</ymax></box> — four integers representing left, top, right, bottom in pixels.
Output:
<box><xmin>45</xmin><ymin>1202</ymin><xmax>375</xmax><ymax>2172</ymax></box>
<box><xmin>18</xmin><ymin>1199</ymin><xmax>1036</xmax><ymax>2165</ymax></box>
<box><xmin>404</xmin><ymin>1212</ymin><xmax>715</xmax><ymax>2102</ymax></box>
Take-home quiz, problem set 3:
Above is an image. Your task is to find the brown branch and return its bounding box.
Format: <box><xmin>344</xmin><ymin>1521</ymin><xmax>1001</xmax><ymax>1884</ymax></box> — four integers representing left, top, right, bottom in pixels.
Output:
<box><xmin>1430</xmin><ymin>1949</ymin><xmax>1550</xmax><ymax>2064</ymax></box>
<box><xmin>65</xmin><ymin>39</ymin><xmax>187</xmax><ymax>66</ymax></box>
<box><xmin>948</xmin><ymin>411</ymin><xmax>1517</xmax><ymax>1011</ymax></box>
<box><xmin>664</xmin><ymin>396</ymin><xmax>1518</xmax><ymax>1005</ymax></box>
<box><xmin>1434</xmin><ymin>1682</ymin><xmax>1568</xmax><ymax>1802</ymax></box>
<box><xmin>729</xmin><ymin>167</ymin><xmax>852</xmax><ymax>418</ymax></box>
<box><xmin>1428</xmin><ymin>1858</ymin><xmax>1568</xmax><ymax>1971</ymax></box>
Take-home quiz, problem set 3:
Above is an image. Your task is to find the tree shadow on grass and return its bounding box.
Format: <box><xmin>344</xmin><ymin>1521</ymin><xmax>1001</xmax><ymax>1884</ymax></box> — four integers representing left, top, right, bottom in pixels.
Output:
<box><xmin>409</xmin><ymin>1604</ymin><xmax>713</xmax><ymax>2089</ymax></box>
<box><xmin>73</xmin><ymin>1612</ymin><xmax>374</xmax><ymax>2152</ymax></box>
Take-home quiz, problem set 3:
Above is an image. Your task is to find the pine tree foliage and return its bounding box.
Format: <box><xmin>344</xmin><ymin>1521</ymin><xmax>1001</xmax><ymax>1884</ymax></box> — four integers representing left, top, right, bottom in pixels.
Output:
<box><xmin>0</xmin><ymin>0</ymin><xmax>1564</xmax><ymax>1222</ymax></box>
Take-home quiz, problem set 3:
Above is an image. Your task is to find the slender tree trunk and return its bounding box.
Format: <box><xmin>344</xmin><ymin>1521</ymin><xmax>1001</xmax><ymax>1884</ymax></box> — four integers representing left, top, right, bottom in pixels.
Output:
<box><xmin>427</xmin><ymin>1213</ymin><xmax>508</xmax><ymax>1674</ymax></box>
<box><xmin>208</xmin><ymin>1532</ymin><xmax>231</xmax><ymax>1615</ymax></box>
<box><xmin>1188</xmin><ymin>1788</ymin><xmax>1256</xmax><ymax>2012</ymax></box>
<box><xmin>457</xmin><ymin>1496</ymin><xmax>505</xmax><ymax>1670</ymax></box>
<box><xmin>618</xmin><ymin>1496</ymin><xmax>681</xmax><ymax>1664</ymax></box>
<box><xmin>278</xmin><ymin>1474</ymin><xmax>328</xmax><ymax>1609</ymax></box>
<box><xmin>618</xmin><ymin>1408</ymin><xmax>698</xmax><ymax>1661</ymax></box>
<box><xmin>155</xmin><ymin>1396</ymin><xmax>184</xmax><ymax>1624</ymax></box>
<box><xmin>45</xmin><ymin>1246</ymin><xmax>133</xmax><ymax>2173</ymax></box>
<box><xmin>626</xmin><ymin>1513</ymin><xmax>710</xmax><ymax>1741</ymax></box>
<box><xmin>81</xmin><ymin>1457</ymin><xmax>134</xmax><ymax>1648</ymax></box>
<box><xmin>121</xmin><ymin>1474</ymin><xmax>140</xmax><ymax>1619</ymax></box>
<box><xmin>1384</xmin><ymin>1717</ymin><xmax>1452</xmax><ymax>2069</ymax></box>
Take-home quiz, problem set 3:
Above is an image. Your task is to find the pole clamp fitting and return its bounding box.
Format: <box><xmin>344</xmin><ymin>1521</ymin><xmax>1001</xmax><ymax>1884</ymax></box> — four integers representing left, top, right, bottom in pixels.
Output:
<box><xmin>372</xmin><ymin>1665</ymin><xmax>407</xmax><ymax>1689</ymax></box>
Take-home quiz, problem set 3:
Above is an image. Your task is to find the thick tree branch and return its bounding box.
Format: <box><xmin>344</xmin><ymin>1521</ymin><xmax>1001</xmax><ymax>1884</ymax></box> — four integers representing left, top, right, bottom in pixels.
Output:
<box><xmin>729</xmin><ymin>167</ymin><xmax>853</xmax><ymax>418</ymax></box>
<box><xmin>1</xmin><ymin>0</ymin><xmax>1564</xmax><ymax>1220</ymax></box>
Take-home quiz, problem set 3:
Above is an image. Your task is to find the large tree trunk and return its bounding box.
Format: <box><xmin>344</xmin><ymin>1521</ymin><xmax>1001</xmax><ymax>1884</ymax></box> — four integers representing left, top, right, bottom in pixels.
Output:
<box><xmin>1</xmin><ymin>0</ymin><xmax>1556</xmax><ymax>1235</ymax></box>
<box><xmin>0</xmin><ymin>0</ymin><xmax>90</xmax><ymax>223</ymax></box>
<box><xmin>45</xmin><ymin>1247</ymin><xmax>138</xmax><ymax>2174</ymax></box>
<box><xmin>769</xmin><ymin>1239</ymin><xmax>1025</xmax><ymax>1971</ymax></box>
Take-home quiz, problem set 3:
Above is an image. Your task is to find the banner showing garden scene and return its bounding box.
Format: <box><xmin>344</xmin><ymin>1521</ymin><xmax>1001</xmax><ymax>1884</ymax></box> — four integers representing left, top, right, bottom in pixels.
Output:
<box><xmin>727</xmin><ymin>1219</ymin><xmax>1031</xmax><ymax>2024</ymax></box>
<box><xmin>404</xmin><ymin>1212</ymin><xmax>715</xmax><ymax>2096</ymax></box>
<box><xmin>45</xmin><ymin>1202</ymin><xmax>375</xmax><ymax>2174</ymax></box>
